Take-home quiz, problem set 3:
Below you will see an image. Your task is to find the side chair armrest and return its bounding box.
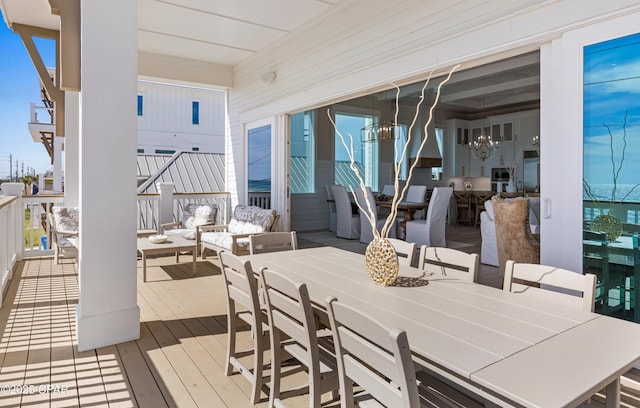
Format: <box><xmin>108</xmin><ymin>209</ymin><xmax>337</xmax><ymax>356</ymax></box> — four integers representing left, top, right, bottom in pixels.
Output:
<box><xmin>56</xmin><ymin>228</ymin><xmax>79</xmax><ymax>236</ymax></box>
<box><xmin>200</xmin><ymin>224</ymin><xmax>229</xmax><ymax>233</ymax></box>
<box><xmin>161</xmin><ymin>221</ymin><xmax>181</xmax><ymax>231</ymax></box>
<box><xmin>195</xmin><ymin>222</ymin><xmax>216</xmax><ymax>234</ymax></box>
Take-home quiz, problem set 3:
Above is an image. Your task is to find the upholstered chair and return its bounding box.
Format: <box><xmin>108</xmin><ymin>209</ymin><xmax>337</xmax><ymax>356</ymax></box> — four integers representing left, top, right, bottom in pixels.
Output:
<box><xmin>492</xmin><ymin>196</ymin><xmax>540</xmax><ymax>276</ymax></box>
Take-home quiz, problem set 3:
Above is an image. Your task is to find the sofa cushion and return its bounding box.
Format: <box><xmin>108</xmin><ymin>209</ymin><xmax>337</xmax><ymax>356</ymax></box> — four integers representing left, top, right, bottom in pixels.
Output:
<box><xmin>52</xmin><ymin>206</ymin><xmax>79</xmax><ymax>232</ymax></box>
<box><xmin>165</xmin><ymin>228</ymin><xmax>197</xmax><ymax>240</ymax></box>
<box><xmin>182</xmin><ymin>204</ymin><xmax>218</xmax><ymax>229</ymax></box>
<box><xmin>200</xmin><ymin>231</ymin><xmax>250</xmax><ymax>250</ymax></box>
<box><xmin>228</xmin><ymin>205</ymin><xmax>276</xmax><ymax>234</ymax></box>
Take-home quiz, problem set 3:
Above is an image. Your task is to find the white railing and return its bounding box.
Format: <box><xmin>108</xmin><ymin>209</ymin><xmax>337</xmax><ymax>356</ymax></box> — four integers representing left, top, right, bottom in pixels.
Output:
<box><xmin>29</xmin><ymin>102</ymin><xmax>54</xmax><ymax>124</ymax></box>
<box><xmin>248</xmin><ymin>191</ymin><xmax>271</xmax><ymax>209</ymax></box>
<box><xmin>23</xmin><ymin>195</ymin><xmax>65</xmax><ymax>258</ymax></box>
<box><xmin>583</xmin><ymin>200</ymin><xmax>640</xmax><ymax>225</ymax></box>
<box><xmin>0</xmin><ymin>195</ymin><xmax>20</xmax><ymax>306</ymax></box>
<box><xmin>136</xmin><ymin>191</ymin><xmax>232</xmax><ymax>230</ymax></box>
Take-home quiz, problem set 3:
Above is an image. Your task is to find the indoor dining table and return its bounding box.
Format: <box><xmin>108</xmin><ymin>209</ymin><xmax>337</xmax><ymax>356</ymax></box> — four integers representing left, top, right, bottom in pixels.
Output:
<box><xmin>245</xmin><ymin>246</ymin><xmax>640</xmax><ymax>408</ymax></box>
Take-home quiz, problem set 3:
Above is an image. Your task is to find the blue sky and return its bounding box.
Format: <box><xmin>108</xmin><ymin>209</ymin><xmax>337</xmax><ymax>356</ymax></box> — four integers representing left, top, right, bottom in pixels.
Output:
<box><xmin>0</xmin><ymin>18</ymin><xmax>56</xmax><ymax>179</ymax></box>
<box><xmin>583</xmin><ymin>32</ymin><xmax>640</xmax><ymax>186</ymax></box>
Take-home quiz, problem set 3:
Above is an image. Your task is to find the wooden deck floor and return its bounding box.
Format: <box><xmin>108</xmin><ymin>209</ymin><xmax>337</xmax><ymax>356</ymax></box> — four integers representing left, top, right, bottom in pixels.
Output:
<box><xmin>0</xmin><ymin>226</ymin><xmax>637</xmax><ymax>407</ymax></box>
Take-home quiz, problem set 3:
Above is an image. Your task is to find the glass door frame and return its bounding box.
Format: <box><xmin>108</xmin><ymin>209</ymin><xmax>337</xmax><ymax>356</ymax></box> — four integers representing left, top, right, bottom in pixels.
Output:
<box><xmin>540</xmin><ymin>11</ymin><xmax>640</xmax><ymax>272</ymax></box>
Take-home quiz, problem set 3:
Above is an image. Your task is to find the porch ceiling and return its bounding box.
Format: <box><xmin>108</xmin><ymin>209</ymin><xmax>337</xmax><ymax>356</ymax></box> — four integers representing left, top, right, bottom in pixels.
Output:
<box><xmin>1</xmin><ymin>0</ymin><xmax>343</xmax><ymax>67</ymax></box>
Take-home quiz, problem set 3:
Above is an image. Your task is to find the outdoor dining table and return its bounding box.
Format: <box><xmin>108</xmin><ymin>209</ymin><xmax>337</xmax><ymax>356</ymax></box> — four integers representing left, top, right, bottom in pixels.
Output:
<box><xmin>246</xmin><ymin>246</ymin><xmax>640</xmax><ymax>407</ymax></box>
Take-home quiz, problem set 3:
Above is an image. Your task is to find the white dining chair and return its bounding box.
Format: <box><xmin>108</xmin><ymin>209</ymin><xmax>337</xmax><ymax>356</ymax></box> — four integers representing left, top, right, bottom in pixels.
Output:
<box><xmin>249</xmin><ymin>231</ymin><xmax>297</xmax><ymax>255</ymax></box>
<box><xmin>353</xmin><ymin>186</ymin><xmax>396</xmax><ymax>244</ymax></box>
<box><xmin>325</xmin><ymin>296</ymin><xmax>420</xmax><ymax>408</ymax></box>
<box><xmin>219</xmin><ymin>251</ymin><xmax>269</xmax><ymax>404</ymax></box>
<box><xmin>504</xmin><ymin>260</ymin><xmax>597</xmax><ymax>312</ymax></box>
<box><xmin>386</xmin><ymin>238</ymin><xmax>417</xmax><ymax>267</ymax></box>
<box><xmin>418</xmin><ymin>246</ymin><xmax>479</xmax><ymax>283</ymax></box>
<box><xmin>405</xmin><ymin>187</ymin><xmax>453</xmax><ymax>247</ymax></box>
<box><xmin>381</xmin><ymin>184</ymin><xmax>395</xmax><ymax>197</ymax></box>
<box><xmin>332</xmin><ymin>185</ymin><xmax>361</xmax><ymax>239</ymax></box>
<box><xmin>260</xmin><ymin>268</ymin><xmax>339</xmax><ymax>408</ymax></box>
<box><xmin>395</xmin><ymin>185</ymin><xmax>428</xmax><ymax>238</ymax></box>
<box><xmin>326</xmin><ymin>184</ymin><xmax>337</xmax><ymax>232</ymax></box>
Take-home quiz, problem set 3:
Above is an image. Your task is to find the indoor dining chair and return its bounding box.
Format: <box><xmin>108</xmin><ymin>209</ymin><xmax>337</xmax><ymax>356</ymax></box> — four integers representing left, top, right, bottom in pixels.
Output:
<box><xmin>326</xmin><ymin>184</ymin><xmax>338</xmax><ymax>232</ymax></box>
<box><xmin>354</xmin><ymin>186</ymin><xmax>396</xmax><ymax>244</ymax></box>
<box><xmin>249</xmin><ymin>231</ymin><xmax>298</xmax><ymax>254</ymax></box>
<box><xmin>260</xmin><ymin>268</ymin><xmax>339</xmax><ymax>408</ymax></box>
<box><xmin>405</xmin><ymin>187</ymin><xmax>453</xmax><ymax>247</ymax></box>
<box><xmin>418</xmin><ymin>246</ymin><xmax>479</xmax><ymax>283</ymax></box>
<box><xmin>218</xmin><ymin>251</ymin><xmax>270</xmax><ymax>404</ymax></box>
<box><xmin>332</xmin><ymin>185</ymin><xmax>361</xmax><ymax>239</ymax></box>
<box><xmin>504</xmin><ymin>260</ymin><xmax>597</xmax><ymax>312</ymax></box>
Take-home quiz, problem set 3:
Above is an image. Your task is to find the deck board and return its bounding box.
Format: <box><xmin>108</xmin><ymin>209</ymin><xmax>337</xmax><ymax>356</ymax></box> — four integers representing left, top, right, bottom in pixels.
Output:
<box><xmin>6</xmin><ymin>227</ymin><xmax>631</xmax><ymax>407</ymax></box>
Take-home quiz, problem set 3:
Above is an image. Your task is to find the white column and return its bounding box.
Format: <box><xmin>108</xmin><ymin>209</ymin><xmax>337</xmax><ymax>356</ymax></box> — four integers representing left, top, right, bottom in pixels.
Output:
<box><xmin>2</xmin><ymin>183</ymin><xmax>24</xmax><ymax>261</ymax></box>
<box><xmin>53</xmin><ymin>137</ymin><xmax>63</xmax><ymax>193</ymax></box>
<box><xmin>64</xmin><ymin>91</ymin><xmax>80</xmax><ymax>206</ymax></box>
<box><xmin>38</xmin><ymin>174</ymin><xmax>44</xmax><ymax>194</ymax></box>
<box><xmin>76</xmin><ymin>0</ymin><xmax>139</xmax><ymax>351</ymax></box>
<box><xmin>157</xmin><ymin>182</ymin><xmax>175</xmax><ymax>233</ymax></box>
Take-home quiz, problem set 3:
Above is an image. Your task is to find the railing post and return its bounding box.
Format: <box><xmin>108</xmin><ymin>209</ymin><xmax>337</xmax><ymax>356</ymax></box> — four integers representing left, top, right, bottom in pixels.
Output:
<box><xmin>1</xmin><ymin>183</ymin><xmax>24</xmax><ymax>262</ymax></box>
<box><xmin>157</xmin><ymin>182</ymin><xmax>175</xmax><ymax>233</ymax></box>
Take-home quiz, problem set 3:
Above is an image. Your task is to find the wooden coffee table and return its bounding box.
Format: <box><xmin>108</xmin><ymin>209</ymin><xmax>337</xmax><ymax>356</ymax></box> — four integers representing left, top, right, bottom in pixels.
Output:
<box><xmin>137</xmin><ymin>235</ymin><xmax>197</xmax><ymax>282</ymax></box>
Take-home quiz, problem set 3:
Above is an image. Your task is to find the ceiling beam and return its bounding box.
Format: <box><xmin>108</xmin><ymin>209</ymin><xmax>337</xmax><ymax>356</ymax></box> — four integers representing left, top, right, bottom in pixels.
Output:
<box><xmin>49</xmin><ymin>0</ymin><xmax>80</xmax><ymax>92</ymax></box>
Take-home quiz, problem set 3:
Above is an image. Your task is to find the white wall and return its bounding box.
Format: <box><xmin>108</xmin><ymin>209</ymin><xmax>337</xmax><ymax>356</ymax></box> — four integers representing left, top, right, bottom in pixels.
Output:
<box><xmin>137</xmin><ymin>81</ymin><xmax>226</xmax><ymax>154</ymax></box>
<box><xmin>226</xmin><ymin>0</ymin><xmax>640</xmax><ymax>260</ymax></box>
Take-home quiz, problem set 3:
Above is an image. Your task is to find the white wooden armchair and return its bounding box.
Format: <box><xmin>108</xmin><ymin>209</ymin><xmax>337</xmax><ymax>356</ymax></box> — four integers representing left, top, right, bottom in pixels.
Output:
<box><xmin>201</xmin><ymin>205</ymin><xmax>279</xmax><ymax>257</ymax></box>
<box><xmin>49</xmin><ymin>206</ymin><xmax>79</xmax><ymax>264</ymax></box>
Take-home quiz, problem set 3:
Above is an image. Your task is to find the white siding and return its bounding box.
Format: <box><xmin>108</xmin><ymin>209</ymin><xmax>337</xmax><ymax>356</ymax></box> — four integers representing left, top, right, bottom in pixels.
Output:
<box><xmin>137</xmin><ymin>81</ymin><xmax>225</xmax><ymax>154</ymax></box>
<box><xmin>226</xmin><ymin>0</ymin><xmax>640</xmax><ymax>247</ymax></box>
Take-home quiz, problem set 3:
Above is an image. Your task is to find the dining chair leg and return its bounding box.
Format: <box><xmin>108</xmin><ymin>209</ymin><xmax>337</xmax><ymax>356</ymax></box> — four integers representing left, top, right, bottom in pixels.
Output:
<box><xmin>225</xmin><ymin>305</ymin><xmax>237</xmax><ymax>377</ymax></box>
<box><xmin>269</xmin><ymin>329</ymin><xmax>282</xmax><ymax>408</ymax></box>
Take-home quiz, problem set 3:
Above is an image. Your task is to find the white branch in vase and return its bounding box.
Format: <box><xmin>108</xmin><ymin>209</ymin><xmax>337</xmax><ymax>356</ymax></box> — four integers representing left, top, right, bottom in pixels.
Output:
<box><xmin>328</xmin><ymin>64</ymin><xmax>460</xmax><ymax>239</ymax></box>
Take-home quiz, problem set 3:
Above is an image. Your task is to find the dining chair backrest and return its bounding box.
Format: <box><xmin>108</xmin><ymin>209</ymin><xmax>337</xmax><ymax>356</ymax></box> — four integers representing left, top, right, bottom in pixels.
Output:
<box><xmin>326</xmin><ymin>184</ymin><xmax>337</xmax><ymax>232</ymax></box>
<box><xmin>492</xmin><ymin>196</ymin><xmax>540</xmax><ymax>274</ymax></box>
<box><xmin>405</xmin><ymin>185</ymin><xmax>427</xmax><ymax>203</ymax></box>
<box><xmin>381</xmin><ymin>184</ymin><xmax>395</xmax><ymax>197</ymax></box>
<box><xmin>405</xmin><ymin>187</ymin><xmax>453</xmax><ymax>247</ymax></box>
<box><xmin>249</xmin><ymin>231</ymin><xmax>298</xmax><ymax>255</ymax></box>
<box><xmin>387</xmin><ymin>238</ymin><xmax>416</xmax><ymax>267</ymax></box>
<box><xmin>325</xmin><ymin>297</ymin><xmax>419</xmax><ymax>408</ymax></box>
<box><xmin>260</xmin><ymin>267</ymin><xmax>338</xmax><ymax>407</ymax></box>
<box><xmin>419</xmin><ymin>246</ymin><xmax>479</xmax><ymax>283</ymax></box>
<box><xmin>354</xmin><ymin>186</ymin><xmax>394</xmax><ymax>243</ymax></box>
<box><xmin>218</xmin><ymin>251</ymin><xmax>268</xmax><ymax>404</ymax></box>
<box><xmin>504</xmin><ymin>260</ymin><xmax>597</xmax><ymax>312</ymax></box>
<box><xmin>332</xmin><ymin>185</ymin><xmax>361</xmax><ymax>239</ymax></box>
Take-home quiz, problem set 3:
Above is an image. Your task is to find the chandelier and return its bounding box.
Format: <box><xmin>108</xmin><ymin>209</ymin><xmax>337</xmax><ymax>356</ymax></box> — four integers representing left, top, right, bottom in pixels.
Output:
<box><xmin>469</xmin><ymin>129</ymin><xmax>498</xmax><ymax>161</ymax></box>
<box><xmin>361</xmin><ymin>120</ymin><xmax>398</xmax><ymax>143</ymax></box>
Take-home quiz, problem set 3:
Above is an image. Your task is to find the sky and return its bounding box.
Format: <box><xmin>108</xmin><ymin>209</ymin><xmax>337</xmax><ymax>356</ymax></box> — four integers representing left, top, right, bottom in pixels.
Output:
<box><xmin>583</xmin><ymin>31</ymin><xmax>640</xmax><ymax>187</ymax></box>
<box><xmin>0</xmin><ymin>16</ymin><xmax>56</xmax><ymax>180</ymax></box>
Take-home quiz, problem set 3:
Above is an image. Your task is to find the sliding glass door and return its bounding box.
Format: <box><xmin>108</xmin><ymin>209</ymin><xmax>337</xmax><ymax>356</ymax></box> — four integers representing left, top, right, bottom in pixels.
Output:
<box><xmin>583</xmin><ymin>32</ymin><xmax>640</xmax><ymax>321</ymax></box>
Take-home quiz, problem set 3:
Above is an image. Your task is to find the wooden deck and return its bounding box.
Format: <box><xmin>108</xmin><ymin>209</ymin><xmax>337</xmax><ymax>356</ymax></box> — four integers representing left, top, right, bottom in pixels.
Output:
<box><xmin>0</xmin><ymin>226</ymin><xmax>638</xmax><ymax>407</ymax></box>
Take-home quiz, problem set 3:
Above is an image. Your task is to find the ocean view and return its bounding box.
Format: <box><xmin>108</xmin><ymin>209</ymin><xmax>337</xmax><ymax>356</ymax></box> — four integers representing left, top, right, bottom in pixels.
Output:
<box><xmin>248</xmin><ymin>178</ymin><xmax>271</xmax><ymax>192</ymax></box>
<box><xmin>584</xmin><ymin>183</ymin><xmax>640</xmax><ymax>202</ymax></box>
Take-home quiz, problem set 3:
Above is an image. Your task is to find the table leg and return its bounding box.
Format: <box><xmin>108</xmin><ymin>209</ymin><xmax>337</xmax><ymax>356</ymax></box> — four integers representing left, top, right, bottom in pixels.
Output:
<box><xmin>142</xmin><ymin>252</ymin><xmax>147</xmax><ymax>283</ymax></box>
<box><xmin>605</xmin><ymin>377</ymin><xmax>620</xmax><ymax>408</ymax></box>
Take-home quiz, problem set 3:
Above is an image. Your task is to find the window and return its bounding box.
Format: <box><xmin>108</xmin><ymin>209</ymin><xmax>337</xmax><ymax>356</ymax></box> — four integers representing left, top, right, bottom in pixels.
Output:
<box><xmin>192</xmin><ymin>147</ymin><xmax>200</xmax><ymax>152</ymax></box>
<box><xmin>155</xmin><ymin>149</ymin><xmax>175</xmax><ymax>155</ymax></box>
<box><xmin>137</xmin><ymin>148</ymin><xmax>144</xmax><ymax>154</ymax></box>
<box><xmin>290</xmin><ymin>111</ymin><xmax>315</xmax><ymax>193</ymax></box>
<box><xmin>137</xmin><ymin>95</ymin><xmax>143</xmax><ymax>116</ymax></box>
<box><xmin>431</xmin><ymin>128</ymin><xmax>444</xmax><ymax>181</ymax></box>
<box><xmin>334</xmin><ymin>111</ymin><xmax>377</xmax><ymax>190</ymax></box>
<box><xmin>395</xmin><ymin>124</ymin><xmax>408</xmax><ymax>181</ymax></box>
<box><xmin>192</xmin><ymin>101</ymin><xmax>199</xmax><ymax>125</ymax></box>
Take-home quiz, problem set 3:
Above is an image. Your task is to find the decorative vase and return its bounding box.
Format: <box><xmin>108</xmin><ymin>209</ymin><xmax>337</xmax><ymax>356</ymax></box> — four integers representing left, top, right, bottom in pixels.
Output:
<box><xmin>591</xmin><ymin>213</ymin><xmax>623</xmax><ymax>242</ymax></box>
<box><xmin>506</xmin><ymin>178</ymin><xmax>517</xmax><ymax>193</ymax></box>
<box><xmin>364</xmin><ymin>238</ymin><xmax>399</xmax><ymax>286</ymax></box>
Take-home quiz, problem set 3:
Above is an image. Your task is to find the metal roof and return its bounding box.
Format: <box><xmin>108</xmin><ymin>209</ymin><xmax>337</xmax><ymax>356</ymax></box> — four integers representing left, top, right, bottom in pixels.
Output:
<box><xmin>137</xmin><ymin>151</ymin><xmax>225</xmax><ymax>193</ymax></box>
